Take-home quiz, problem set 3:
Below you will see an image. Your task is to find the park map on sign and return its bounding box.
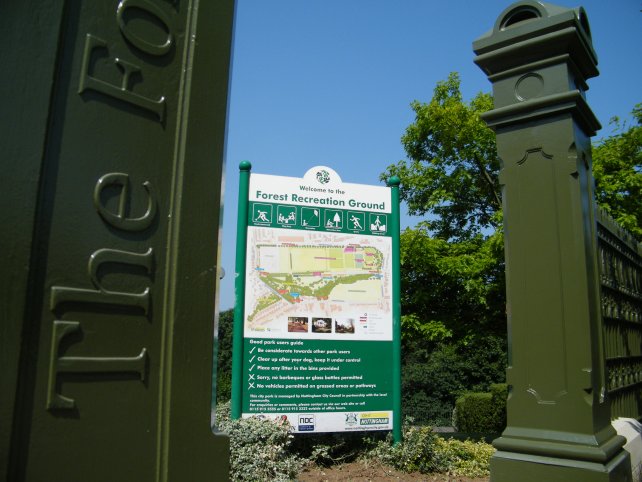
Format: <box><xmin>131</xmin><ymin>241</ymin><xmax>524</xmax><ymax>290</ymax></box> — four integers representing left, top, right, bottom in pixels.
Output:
<box><xmin>245</xmin><ymin>227</ymin><xmax>392</xmax><ymax>335</ymax></box>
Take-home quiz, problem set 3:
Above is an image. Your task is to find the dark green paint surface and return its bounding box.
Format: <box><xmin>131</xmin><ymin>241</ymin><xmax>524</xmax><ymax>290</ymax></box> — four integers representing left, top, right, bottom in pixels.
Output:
<box><xmin>1</xmin><ymin>0</ymin><xmax>234</xmax><ymax>480</ymax></box>
<box><xmin>473</xmin><ymin>1</ymin><xmax>631</xmax><ymax>481</ymax></box>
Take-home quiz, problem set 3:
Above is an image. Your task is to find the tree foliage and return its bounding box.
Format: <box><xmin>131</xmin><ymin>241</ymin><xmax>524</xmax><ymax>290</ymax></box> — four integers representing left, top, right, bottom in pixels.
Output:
<box><xmin>381</xmin><ymin>72</ymin><xmax>499</xmax><ymax>241</ymax></box>
<box><xmin>216</xmin><ymin>308</ymin><xmax>234</xmax><ymax>401</ymax></box>
<box><xmin>399</xmin><ymin>227</ymin><xmax>505</xmax><ymax>342</ymax></box>
<box><xmin>381</xmin><ymin>74</ymin><xmax>508</xmax><ymax>420</ymax></box>
<box><xmin>383</xmin><ymin>72</ymin><xmax>507</xmax><ymax>347</ymax></box>
<box><xmin>593</xmin><ymin>103</ymin><xmax>642</xmax><ymax>239</ymax></box>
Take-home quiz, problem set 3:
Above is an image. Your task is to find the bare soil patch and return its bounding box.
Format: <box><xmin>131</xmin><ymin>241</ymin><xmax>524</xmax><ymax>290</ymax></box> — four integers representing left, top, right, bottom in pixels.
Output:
<box><xmin>298</xmin><ymin>460</ymin><xmax>490</xmax><ymax>481</ymax></box>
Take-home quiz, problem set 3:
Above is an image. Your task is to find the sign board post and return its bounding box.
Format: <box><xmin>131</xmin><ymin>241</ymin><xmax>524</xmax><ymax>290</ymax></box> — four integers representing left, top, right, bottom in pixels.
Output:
<box><xmin>232</xmin><ymin>163</ymin><xmax>401</xmax><ymax>441</ymax></box>
<box><xmin>389</xmin><ymin>175</ymin><xmax>402</xmax><ymax>444</ymax></box>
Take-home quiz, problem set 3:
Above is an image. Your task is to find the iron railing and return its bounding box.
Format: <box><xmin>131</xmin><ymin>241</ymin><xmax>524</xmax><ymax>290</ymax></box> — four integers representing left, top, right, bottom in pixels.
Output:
<box><xmin>597</xmin><ymin>208</ymin><xmax>642</xmax><ymax>420</ymax></box>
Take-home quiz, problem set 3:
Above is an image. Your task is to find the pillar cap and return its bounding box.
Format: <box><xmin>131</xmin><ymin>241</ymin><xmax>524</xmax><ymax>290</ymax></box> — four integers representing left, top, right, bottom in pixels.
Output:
<box><xmin>473</xmin><ymin>1</ymin><xmax>598</xmax><ymax>81</ymax></box>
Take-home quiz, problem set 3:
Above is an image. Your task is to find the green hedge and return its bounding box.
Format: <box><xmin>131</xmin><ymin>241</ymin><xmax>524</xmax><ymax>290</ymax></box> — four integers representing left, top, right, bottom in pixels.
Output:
<box><xmin>455</xmin><ymin>383</ymin><xmax>507</xmax><ymax>433</ymax></box>
<box><xmin>490</xmin><ymin>383</ymin><xmax>507</xmax><ymax>430</ymax></box>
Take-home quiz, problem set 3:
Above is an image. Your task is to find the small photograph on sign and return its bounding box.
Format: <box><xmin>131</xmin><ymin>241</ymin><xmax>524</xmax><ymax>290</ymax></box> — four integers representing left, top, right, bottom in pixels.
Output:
<box><xmin>335</xmin><ymin>317</ymin><xmax>355</xmax><ymax>334</ymax></box>
<box><xmin>311</xmin><ymin>317</ymin><xmax>332</xmax><ymax>333</ymax></box>
<box><xmin>288</xmin><ymin>316</ymin><xmax>309</xmax><ymax>333</ymax></box>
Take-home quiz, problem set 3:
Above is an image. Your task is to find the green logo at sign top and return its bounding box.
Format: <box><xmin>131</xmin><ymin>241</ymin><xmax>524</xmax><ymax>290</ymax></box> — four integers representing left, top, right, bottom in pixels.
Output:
<box><xmin>316</xmin><ymin>170</ymin><xmax>330</xmax><ymax>184</ymax></box>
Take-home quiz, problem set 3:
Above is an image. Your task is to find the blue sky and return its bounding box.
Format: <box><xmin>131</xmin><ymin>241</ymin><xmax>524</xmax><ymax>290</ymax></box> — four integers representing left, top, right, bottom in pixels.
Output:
<box><xmin>218</xmin><ymin>0</ymin><xmax>641</xmax><ymax>310</ymax></box>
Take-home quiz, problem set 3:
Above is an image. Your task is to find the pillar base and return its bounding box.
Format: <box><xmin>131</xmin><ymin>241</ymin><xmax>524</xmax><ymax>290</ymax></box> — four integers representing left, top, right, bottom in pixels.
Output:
<box><xmin>490</xmin><ymin>449</ymin><xmax>632</xmax><ymax>482</ymax></box>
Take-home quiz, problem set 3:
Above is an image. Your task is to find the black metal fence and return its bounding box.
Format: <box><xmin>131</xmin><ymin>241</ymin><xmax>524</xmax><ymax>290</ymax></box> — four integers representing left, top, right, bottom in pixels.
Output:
<box><xmin>597</xmin><ymin>208</ymin><xmax>642</xmax><ymax>421</ymax></box>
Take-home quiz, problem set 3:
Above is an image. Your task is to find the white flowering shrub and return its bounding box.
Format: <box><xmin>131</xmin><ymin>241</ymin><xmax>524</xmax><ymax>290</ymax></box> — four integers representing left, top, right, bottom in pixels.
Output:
<box><xmin>215</xmin><ymin>403</ymin><xmax>493</xmax><ymax>480</ymax></box>
<box><xmin>216</xmin><ymin>401</ymin><xmax>306</xmax><ymax>481</ymax></box>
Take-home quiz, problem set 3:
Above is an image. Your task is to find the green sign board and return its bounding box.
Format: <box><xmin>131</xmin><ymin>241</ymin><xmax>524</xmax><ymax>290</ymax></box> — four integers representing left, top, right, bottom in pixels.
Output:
<box><xmin>232</xmin><ymin>164</ymin><xmax>401</xmax><ymax>440</ymax></box>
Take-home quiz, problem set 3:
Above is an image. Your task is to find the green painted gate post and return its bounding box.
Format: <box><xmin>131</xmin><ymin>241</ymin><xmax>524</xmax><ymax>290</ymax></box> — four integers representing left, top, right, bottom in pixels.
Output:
<box><xmin>1</xmin><ymin>1</ymin><xmax>235</xmax><ymax>480</ymax></box>
<box><xmin>473</xmin><ymin>2</ymin><xmax>632</xmax><ymax>481</ymax></box>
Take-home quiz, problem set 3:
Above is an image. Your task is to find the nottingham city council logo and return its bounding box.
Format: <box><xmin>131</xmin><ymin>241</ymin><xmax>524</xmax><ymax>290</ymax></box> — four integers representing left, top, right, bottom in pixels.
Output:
<box><xmin>345</xmin><ymin>413</ymin><xmax>358</xmax><ymax>427</ymax></box>
<box><xmin>316</xmin><ymin>169</ymin><xmax>330</xmax><ymax>184</ymax></box>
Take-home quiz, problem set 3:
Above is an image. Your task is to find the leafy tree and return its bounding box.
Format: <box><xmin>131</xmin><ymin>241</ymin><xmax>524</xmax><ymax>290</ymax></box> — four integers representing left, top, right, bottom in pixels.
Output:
<box><xmin>401</xmin><ymin>336</ymin><xmax>506</xmax><ymax>426</ymax></box>
<box><xmin>592</xmin><ymin>103</ymin><xmax>642</xmax><ymax>239</ymax></box>
<box><xmin>382</xmin><ymin>72</ymin><xmax>499</xmax><ymax>241</ymax></box>
<box><xmin>397</xmin><ymin>224</ymin><xmax>507</xmax><ymax>422</ymax></box>
<box><xmin>399</xmin><ymin>227</ymin><xmax>505</xmax><ymax>342</ymax></box>
<box><xmin>381</xmin><ymin>73</ymin><xmax>508</xmax><ymax>421</ymax></box>
<box><xmin>216</xmin><ymin>308</ymin><xmax>234</xmax><ymax>401</ymax></box>
<box><xmin>381</xmin><ymin>72</ymin><xmax>506</xmax><ymax>343</ymax></box>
